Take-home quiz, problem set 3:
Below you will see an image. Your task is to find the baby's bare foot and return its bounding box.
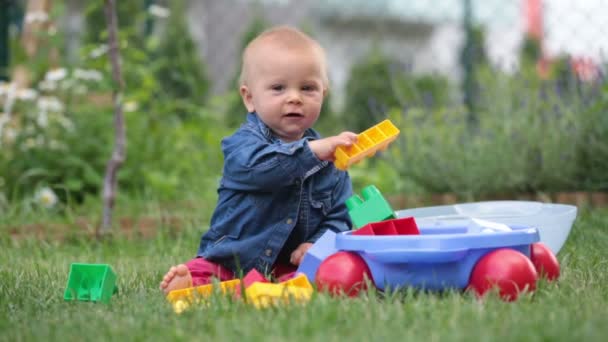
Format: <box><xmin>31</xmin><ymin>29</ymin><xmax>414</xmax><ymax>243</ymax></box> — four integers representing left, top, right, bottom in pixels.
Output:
<box><xmin>160</xmin><ymin>264</ymin><xmax>193</xmax><ymax>295</ymax></box>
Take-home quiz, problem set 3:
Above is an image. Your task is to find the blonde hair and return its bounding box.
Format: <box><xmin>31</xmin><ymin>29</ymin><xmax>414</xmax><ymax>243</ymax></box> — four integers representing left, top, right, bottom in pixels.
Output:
<box><xmin>238</xmin><ymin>26</ymin><xmax>329</xmax><ymax>89</ymax></box>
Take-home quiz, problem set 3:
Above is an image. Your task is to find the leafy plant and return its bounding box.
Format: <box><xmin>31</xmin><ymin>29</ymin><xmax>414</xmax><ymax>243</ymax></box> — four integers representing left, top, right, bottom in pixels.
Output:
<box><xmin>344</xmin><ymin>50</ymin><xmax>450</xmax><ymax>132</ymax></box>
<box><xmin>374</xmin><ymin>62</ymin><xmax>603</xmax><ymax>198</ymax></box>
<box><xmin>1</xmin><ymin>2</ymin><xmax>222</xmax><ymax>207</ymax></box>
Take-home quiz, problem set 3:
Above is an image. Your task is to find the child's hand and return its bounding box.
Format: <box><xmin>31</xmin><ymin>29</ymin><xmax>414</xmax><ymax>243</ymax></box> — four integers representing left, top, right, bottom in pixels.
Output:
<box><xmin>308</xmin><ymin>132</ymin><xmax>358</xmax><ymax>161</ymax></box>
<box><xmin>290</xmin><ymin>242</ymin><xmax>314</xmax><ymax>266</ymax></box>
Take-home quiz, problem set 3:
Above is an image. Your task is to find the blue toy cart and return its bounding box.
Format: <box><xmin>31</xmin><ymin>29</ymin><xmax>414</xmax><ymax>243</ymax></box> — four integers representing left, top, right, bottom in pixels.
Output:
<box><xmin>335</xmin><ymin>223</ymin><xmax>540</xmax><ymax>291</ymax></box>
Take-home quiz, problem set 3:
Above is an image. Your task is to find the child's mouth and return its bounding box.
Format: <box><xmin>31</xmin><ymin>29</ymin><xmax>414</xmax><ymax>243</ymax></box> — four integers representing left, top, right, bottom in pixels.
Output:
<box><xmin>284</xmin><ymin>113</ymin><xmax>303</xmax><ymax>117</ymax></box>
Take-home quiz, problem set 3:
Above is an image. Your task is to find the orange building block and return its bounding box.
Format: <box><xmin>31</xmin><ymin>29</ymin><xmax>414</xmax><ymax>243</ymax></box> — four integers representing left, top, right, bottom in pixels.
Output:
<box><xmin>334</xmin><ymin>120</ymin><xmax>400</xmax><ymax>170</ymax></box>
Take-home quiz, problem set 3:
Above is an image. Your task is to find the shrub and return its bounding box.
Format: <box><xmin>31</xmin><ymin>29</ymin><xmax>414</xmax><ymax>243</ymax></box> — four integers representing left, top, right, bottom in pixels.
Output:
<box><xmin>0</xmin><ymin>2</ymin><xmax>221</xmax><ymax>206</ymax></box>
<box><xmin>372</xmin><ymin>64</ymin><xmax>603</xmax><ymax>198</ymax></box>
<box><xmin>343</xmin><ymin>50</ymin><xmax>450</xmax><ymax>132</ymax></box>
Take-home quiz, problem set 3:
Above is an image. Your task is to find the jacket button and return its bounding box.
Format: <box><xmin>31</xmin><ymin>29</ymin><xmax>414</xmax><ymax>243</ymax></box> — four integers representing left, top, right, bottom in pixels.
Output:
<box><xmin>286</xmin><ymin>218</ymin><xmax>293</xmax><ymax>225</ymax></box>
<box><xmin>265</xmin><ymin>249</ymin><xmax>272</xmax><ymax>256</ymax></box>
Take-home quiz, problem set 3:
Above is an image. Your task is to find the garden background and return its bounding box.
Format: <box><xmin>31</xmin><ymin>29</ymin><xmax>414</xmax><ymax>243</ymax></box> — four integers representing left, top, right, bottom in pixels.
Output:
<box><xmin>0</xmin><ymin>1</ymin><xmax>607</xmax><ymax>341</ymax></box>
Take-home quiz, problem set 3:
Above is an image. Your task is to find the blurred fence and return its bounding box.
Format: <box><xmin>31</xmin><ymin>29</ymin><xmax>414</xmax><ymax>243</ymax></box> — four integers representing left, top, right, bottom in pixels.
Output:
<box><xmin>2</xmin><ymin>0</ymin><xmax>606</xmax><ymax>107</ymax></box>
<box><xmin>179</xmin><ymin>0</ymin><xmax>606</xmax><ymax>104</ymax></box>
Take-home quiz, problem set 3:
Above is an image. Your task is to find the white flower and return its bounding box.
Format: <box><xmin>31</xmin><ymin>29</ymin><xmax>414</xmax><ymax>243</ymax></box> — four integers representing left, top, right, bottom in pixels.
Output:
<box><xmin>60</xmin><ymin>78</ymin><xmax>76</xmax><ymax>91</ymax></box>
<box><xmin>16</xmin><ymin>88</ymin><xmax>38</xmax><ymax>101</ymax></box>
<box><xmin>73</xmin><ymin>68</ymin><xmax>103</xmax><ymax>82</ymax></box>
<box><xmin>36</xmin><ymin>187</ymin><xmax>58</xmax><ymax>208</ymax></box>
<box><xmin>37</xmin><ymin>96</ymin><xmax>64</xmax><ymax>112</ymax></box>
<box><xmin>73</xmin><ymin>85</ymin><xmax>88</xmax><ymax>95</ymax></box>
<box><xmin>124</xmin><ymin>101</ymin><xmax>139</xmax><ymax>112</ymax></box>
<box><xmin>37</xmin><ymin>111</ymin><xmax>48</xmax><ymax>127</ymax></box>
<box><xmin>4</xmin><ymin>128</ymin><xmax>16</xmax><ymax>143</ymax></box>
<box><xmin>148</xmin><ymin>4</ymin><xmax>170</xmax><ymax>18</ymax></box>
<box><xmin>0</xmin><ymin>82</ymin><xmax>16</xmax><ymax>98</ymax></box>
<box><xmin>24</xmin><ymin>11</ymin><xmax>49</xmax><ymax>24</ymax></box>
<box><xmin>38</xmin><ymin>80</ymin><xmax>57</xmax><ymax>91</ymax></box>
<box><xmin>0</xmin><ymin>82</ymin><xmax>8</xmax><ymax>96</ymax></box>
<box><xmin>45</xmin><ymin>68</ymin><xmax>67</xmax><ymax>82</ymax></box>
<box><xmin>90</xmin><ymin>45</ymin><xmax>109</xmax><ymax>58</ymax></box>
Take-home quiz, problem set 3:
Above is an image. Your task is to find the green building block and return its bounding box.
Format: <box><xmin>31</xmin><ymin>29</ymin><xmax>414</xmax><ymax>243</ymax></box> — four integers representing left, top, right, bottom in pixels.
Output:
<box><xmin>346</xmin><ymin>185</ymin><xmax>396</xmax><ymax>228</ymax></box>
<box><xmin>64</xmin><ymin>263</ymin><xmax>118</xmax><ymax>304</ymax></box>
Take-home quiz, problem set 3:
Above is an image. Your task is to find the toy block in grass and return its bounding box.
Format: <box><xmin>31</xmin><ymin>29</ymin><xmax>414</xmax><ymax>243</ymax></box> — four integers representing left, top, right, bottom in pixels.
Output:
<box><xmin>64</xmin><ymin>263</ymin><xmax>118</xmax><ymax>304</ymax></box>
<box><xmin>245</xmin><ymin>274</ymin><xmax>313</xmax><ymax>309</ymax></box>
<box><xmin>242</xmin><ymin>268</ymin><xmax>270</xmax><ymax>288</ymax></box>
<box><xmin>346</xmin><ymin>185</ymin><xmax>396</xmax><ymax>228</ymax></box>
<box><xmin>280</xmin><ymin>273</ymin><xmax>314</xmax><ymax>290</ymax></box>
<box><xmin>334</xmin><ymin>119</ymin><xmax>400</xmax><ymax>170</ymax></box>
<box><xmin>166</xmin><ymin>279</ymin><xmax>241</xmax><ymax>314</ymax></box>
<box><xmin>352</xmin><ymin>217</ymin><xmax>420</xmax><ymax>236</ymax></box>
<box><xmin>167</xmin><ymin>271</ymin><xmax>313</xmax><ymax>313</ymax></box>
<box><xmin>296</xmin><ymin>230</ymin><xmax>338</xmax><ymax>283</ymax></box>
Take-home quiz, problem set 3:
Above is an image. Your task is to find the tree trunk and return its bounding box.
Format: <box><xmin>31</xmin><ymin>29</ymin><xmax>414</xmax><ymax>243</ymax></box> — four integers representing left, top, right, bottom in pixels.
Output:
<box><xmin>99</xmin><ymin>0</ymin><xmax>126</xmax><ymax>235</ymax></box>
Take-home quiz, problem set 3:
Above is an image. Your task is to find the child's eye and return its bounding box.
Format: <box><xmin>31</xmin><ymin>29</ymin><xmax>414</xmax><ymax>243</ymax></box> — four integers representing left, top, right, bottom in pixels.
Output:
<box><xmin>302</xmin><ymin>85</ymin><xmax>318</xmax><ymax>91</ymax></box>
<box><xmin>271</xmin><ymin>84</ymin><xmax>284</xmax><ymax>91</ymax></box>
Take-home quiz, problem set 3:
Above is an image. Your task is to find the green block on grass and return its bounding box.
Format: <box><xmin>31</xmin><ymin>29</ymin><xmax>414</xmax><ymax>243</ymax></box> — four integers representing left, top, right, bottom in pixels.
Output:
<box><xmin>64</xmin><ymin>263</ymin><xmax>118</xmax><ymax>304</ymax></box>
<box><xmin>346</xmin><ymin>185</ymin><xmax>396</xmax><ymax>228</ymax></box>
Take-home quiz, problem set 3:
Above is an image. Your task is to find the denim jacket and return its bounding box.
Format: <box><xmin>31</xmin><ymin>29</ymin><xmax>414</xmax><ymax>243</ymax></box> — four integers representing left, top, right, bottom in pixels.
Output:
<box><xmin>197</xmin><ymin>112</ymin><xmax>353</xmax><ymax>274</ymax></box>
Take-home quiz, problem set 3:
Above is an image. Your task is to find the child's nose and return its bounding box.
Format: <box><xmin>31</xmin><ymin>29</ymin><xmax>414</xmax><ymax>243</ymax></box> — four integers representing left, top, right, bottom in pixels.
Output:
<box><xmin>287</xmin><ymin>90</ymin><xmax>302</xmax><ymax>104</ymax></box>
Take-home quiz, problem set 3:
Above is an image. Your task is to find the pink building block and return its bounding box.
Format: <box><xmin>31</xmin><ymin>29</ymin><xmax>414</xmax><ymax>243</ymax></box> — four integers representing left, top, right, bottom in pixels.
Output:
<box><xmin>243</xmin><ymin>269</ymin><xmax>269</xmax><ymax>288</ymax></box>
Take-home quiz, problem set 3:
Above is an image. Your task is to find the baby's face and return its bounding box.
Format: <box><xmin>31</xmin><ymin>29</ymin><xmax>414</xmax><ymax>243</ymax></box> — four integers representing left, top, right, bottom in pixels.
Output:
<box><xmin>241</xmin><ymin>48</ymin><xmax>326</xmax><ymax>142</ymax></box>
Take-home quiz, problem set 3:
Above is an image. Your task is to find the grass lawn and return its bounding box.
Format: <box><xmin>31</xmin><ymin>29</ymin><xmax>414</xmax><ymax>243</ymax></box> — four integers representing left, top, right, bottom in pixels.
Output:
<box><xmin>1</xmin><ymin>207</ymin><xmax>607</xmax><ymax>341</ymax></box>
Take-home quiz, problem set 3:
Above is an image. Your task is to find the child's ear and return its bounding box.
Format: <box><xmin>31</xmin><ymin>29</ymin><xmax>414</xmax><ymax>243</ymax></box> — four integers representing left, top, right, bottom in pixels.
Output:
<box><xmin>240</xmin><ymin>85</ymin><xmax>255</xmax><ymax>112</ymax></box>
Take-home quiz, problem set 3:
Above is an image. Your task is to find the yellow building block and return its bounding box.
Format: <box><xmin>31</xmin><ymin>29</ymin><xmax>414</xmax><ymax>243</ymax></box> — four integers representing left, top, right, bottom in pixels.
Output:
<box><xmin>166</xmin><ymin>279</ymin><xmax>241</xmax><ymax>314</ymax></box>
<box><xmin>245</xmin><ymin>274</ymin><xmax>313</xmax><ymax>309</ymax></box>
<box><xmin>166</xmin><ymin>274</ymin><xmax>315</xmax><ymax>313</ymax></box>
<box><xmin>280</xmin><ymin>273</ymin><xmax>314</xmax><ymax>290</ymax></box>
<box><xmin>334</xmin><ymin>119</ymin><xmax>400</xmax><ymax>170</ymax></box>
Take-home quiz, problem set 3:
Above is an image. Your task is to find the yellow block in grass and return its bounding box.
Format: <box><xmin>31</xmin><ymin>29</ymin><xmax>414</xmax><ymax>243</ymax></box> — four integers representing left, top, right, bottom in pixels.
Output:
<box><xmin>166</xmin><ymin>279</ymin><xmax>242</xmax><ymax>314</ymax></box>
<box><xmin>166</xmin><ymin>274</ymin><xmax>315</xmax><ymax>312</ymax></box>
<box><xmin>245</xmin><ymin>274</ymin><xmax>313</xmax><ymax>309</ymax></box>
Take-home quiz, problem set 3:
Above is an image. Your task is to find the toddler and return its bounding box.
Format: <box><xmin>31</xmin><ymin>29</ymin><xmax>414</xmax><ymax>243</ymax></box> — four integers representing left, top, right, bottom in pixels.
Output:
<box><xmin>160</xmin><ymin>26</ymin><xmax>357</xmax><ymax>294</ymax></box>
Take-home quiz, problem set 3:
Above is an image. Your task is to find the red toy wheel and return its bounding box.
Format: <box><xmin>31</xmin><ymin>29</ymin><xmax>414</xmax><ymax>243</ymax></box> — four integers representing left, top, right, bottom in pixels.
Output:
<box><xmin>468</xmin><ymin>248</ymin><xmax>538</xmax><ymax>301</ymax></box>
<box><xmin>315</xmin><ymin>251</ymin><xmax>373</xmax><ymax>297</ymax></box>
<box><xmin>530</xmin><ymin>242</ymin><xmax>560</xmax><ymax>281</ymax></box>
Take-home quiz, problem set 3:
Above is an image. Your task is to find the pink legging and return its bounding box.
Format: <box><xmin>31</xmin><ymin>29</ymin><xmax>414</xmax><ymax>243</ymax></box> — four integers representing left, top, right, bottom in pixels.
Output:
<box><xmin>184</xmin><ymin>257</ymin><xmax>297</xmax><ymax>286</ymax></box>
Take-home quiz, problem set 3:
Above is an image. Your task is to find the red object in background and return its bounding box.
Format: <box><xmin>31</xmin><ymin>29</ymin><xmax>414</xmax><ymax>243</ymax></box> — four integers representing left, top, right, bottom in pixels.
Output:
<box><xmin>525</xmin><ymin>0</ymin><xmax>544</xmax><ymax>41</ymax></box>
<box><xmin>315</xmin><ymin>251</ymin><xmax>373</xmax><ymax>297</ymax></box>
<box><xmin>530</xmin><ymin>242</ymin><xmax>560</xmax><ymax>281</ymax></box>
<box><xmin>571</xmin><ymin>57</ymin><xmax>600</xmax><ymax>82</ymax></box>
<box><xmin>468</xmin><ymin>249</ymin><xmax>538</xmax><ymax>302</ymax></box>
<box><xmin>352</xmin><ymin>217</ymin><xmax>420</xmax><ymax>236</ymax></box>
